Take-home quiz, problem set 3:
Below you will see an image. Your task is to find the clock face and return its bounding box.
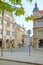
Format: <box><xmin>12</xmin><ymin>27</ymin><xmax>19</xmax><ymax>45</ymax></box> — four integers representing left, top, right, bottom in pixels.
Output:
<box><xmin>34</xmin><ymin>12</ymin><xmax>37</xmax><ymax>16</ymax></box>
<box><xmin>33</xmin><ymin>12</ymin><xmax>39</xmax><ymax>17</ymax></box>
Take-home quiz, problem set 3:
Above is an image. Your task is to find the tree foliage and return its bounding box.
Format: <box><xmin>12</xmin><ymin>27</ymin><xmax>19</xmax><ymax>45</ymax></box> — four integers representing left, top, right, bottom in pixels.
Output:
<box><xmin>25</xmin><ymin>15</ymin><xmax>34</xmax><ymax>22</ymax></box>
<box><xmin>0</xmin><ymin>0</ymin><xmax>34</xmax><ymax>21</ymax></box>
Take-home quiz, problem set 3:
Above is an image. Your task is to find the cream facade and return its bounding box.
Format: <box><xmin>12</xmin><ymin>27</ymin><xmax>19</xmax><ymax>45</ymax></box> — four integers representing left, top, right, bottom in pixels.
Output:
<box><xmin>0</xmin><ymin>11</ymin><xmax>16</xmax><ymax>49</ymax></box>
<box><xmin>0</xmin><ymin>10</ymin><xmax>30</xmax><ymax>49</ymax></box>
<box><xmin>13</xmin><ymin>23</ymin><xmax>28</xmax><ymax>48</ymax></box>
<box><xmin>0</xmin><ymin>11</ymin><xmax>28</xmax><ymax>49</ymax></box>
<box><xmin>33</xmin><ymin>3</ymin><xmax>43</xmax><ymax>48</ymax></box>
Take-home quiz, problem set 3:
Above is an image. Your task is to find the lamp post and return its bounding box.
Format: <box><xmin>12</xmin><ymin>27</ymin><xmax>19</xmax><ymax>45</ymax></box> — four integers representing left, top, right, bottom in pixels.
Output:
<box><xmin>1</xmin><ymin>10</ymin><xmax>4</xmax><ymax>57</ymax></box>
<box><xmin>27</xmin><ymin>29</ymin><xmax>31</xmax><ymax>56</ymax></box>
<box><xmin>10</xmin><ymin>36</ymin><xmax>12</xmax><ymax>53</ymax></box>
<box><xmin>11</xmin><ymin>41</ymin><xmax>12</xmax><ymax>53</ymax></box>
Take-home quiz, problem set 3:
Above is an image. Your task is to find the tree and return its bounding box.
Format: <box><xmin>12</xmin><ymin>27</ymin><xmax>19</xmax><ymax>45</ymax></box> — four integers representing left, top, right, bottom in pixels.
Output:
<box><xmin>0</xmin><ymin>0</ymin><xmax>34</xmax><ymax>21</ymax></box>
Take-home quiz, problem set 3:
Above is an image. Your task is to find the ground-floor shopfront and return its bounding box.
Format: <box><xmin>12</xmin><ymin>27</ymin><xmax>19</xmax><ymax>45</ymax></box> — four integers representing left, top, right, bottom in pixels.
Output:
<box><xmin>33</xmin><ymin>38</ymin><xmax>43</xmax><ymax>48</ymax></box>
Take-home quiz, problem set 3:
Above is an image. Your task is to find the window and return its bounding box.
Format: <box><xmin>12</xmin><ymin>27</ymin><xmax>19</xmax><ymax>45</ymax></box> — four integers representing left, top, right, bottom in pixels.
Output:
<box><xmin>37</xmin><ymin>21</ymin><xmax>43</xmax><ymax>26</ymax></box>
<box><xmin>7</xmin><ymin>31</ymin><xmax>10</xmax><ymax>35</ymax></box>
<box><xmin>4</xmin><ymin>14</ymin><xmax>10</xmax><ymax>20</ymax></box>
<box><xmin>7</xmin><ymin>22</ymin><xmax>10</xmax><ymax>27</ymax></box>
<box><xmin>0</xmin><ymin>19</ymin><xmax>2</xmax><ymax>25</ymax></box>
<box><xmin>0</xmin><ymin>30</ymin><xmax>2</xmax><ymax>34</ymax></box>
<box><xmin>6</xmin><ymin>15</ymin><xmax>9</xmax><ymax>19</ymax></box>
<box><xmin>38</xmin><ymin>30</ymin><xmax>43</xmax><ymax>37</ymax></box>
<box><xmin>14</xmin><ymin>32</ymin><xmax>17</xmax><ymax>38</ymax></box>
<box><xmin>12</xmin><ymin>32</ymin><xmax>14</xmax><ymax>36</ymax></box>
<box><xmin>12</xmin><ymin>24</ymin><xmax>14</xmax><ymax>29</ymax></box>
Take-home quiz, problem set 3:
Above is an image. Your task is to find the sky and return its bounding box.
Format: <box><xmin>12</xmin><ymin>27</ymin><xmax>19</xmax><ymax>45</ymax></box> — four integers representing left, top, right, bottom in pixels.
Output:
<box><xmin>14</xmin><ymin>0</ymin><xmax>43</xmax><ymax>36</ymax></box>
<box><xmin>6</xmin><ymin>0</ymin><xmax>43</xmax><ymax>36</ymax></box>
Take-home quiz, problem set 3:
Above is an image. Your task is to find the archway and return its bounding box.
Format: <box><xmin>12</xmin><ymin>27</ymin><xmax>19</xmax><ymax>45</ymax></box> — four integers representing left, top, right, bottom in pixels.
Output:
<box><xmin>6</xmin><ymin>39</ymin><xmax>10</xmax><ymax>48</ymax></box>
<box><xmin>39</xmin><ymin>39</ymin><xmax>43</xmax><ymax>48</ymax></box>
<box><xmin>0</xmin><ymin>39</ymin><xmax>2</xmax><ymax>48</ymax></box>
<box><xmin>10</xmin><ymin>39</ymin><xmax>14</xmax><ymax>48</ymax></box>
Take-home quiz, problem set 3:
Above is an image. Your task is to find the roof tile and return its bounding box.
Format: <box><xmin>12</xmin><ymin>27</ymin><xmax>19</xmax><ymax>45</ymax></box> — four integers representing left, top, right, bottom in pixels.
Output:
<box><xmin>39</xmin><ymin>10</ymin><xmax>43</xmax><ymax>14</ymax></box>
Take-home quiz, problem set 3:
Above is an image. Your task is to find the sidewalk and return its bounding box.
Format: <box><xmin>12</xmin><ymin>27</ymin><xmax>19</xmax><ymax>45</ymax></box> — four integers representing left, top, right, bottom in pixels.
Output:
<box><xmin>0</xmin><ymin>52</ymin><xmax>43</xmax><ymax>64</ymax></box>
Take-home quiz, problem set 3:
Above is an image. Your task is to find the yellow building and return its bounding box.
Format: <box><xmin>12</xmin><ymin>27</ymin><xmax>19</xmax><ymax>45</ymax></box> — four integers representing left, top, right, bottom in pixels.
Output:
<box><xmin>14</xmin><ymin>23</ymin><xmax>27</xmax><ymax>48</ymax></box>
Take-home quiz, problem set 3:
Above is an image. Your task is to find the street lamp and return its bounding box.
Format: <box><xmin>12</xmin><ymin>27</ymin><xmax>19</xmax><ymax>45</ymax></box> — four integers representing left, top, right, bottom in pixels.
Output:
<box><xmin>1</xmin><ymin>10</ymin><xmax>4</xmax><ymax>57</ymax></box>
<box><xmin>10</xmin><ymin>36</ymin><xmax>12</xmax><ymax>53</ymax></box>
<box><xmin>27</xmin><ymin>29</ymin><xmax>31</xmax><ymax>56</ymax></box>
<box><xmin>11</xmin><ymin>41</ymin><xmax>12</xmax><ymax>53</ymax></box>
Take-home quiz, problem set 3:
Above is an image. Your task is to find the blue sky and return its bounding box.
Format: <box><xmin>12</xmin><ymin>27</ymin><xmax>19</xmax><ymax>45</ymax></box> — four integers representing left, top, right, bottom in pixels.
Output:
<box><xmin>14</xmin><ymin>0</ymin><xmax>43</xmax><ymax>36</ymax></box>
<box><xmin>6</xmin><ymin>0</ymin><xmax>43</xmax><ymax>36</ymax></box>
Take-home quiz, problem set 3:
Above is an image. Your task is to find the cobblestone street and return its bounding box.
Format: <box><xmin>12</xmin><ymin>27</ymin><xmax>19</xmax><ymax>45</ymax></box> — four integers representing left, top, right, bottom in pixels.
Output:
<box><xmin>0</xmin><ymin>47</ymin><xmax>43</xmax><ymax>65</ymax></box>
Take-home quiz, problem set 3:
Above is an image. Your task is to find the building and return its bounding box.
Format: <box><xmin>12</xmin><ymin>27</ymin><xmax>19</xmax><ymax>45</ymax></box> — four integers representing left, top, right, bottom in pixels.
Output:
<box><xmin>13</xmin><ymin>23</ymin><xmax>23</xmax><ymax>48</ymax></box>
<box><xmin>14</xmin><ymin>23</ymin><xmax>28</xmax><ymax>48</ymax></box>
<box><xmin>0</xmin><ymin>11</ymin><xmax>17</xmax><ymax>49</ymax></box>
<box><xmin>22</xmin><ymin>34</ymin><xmax>30</xmax><ymax>47</ymax></box>
<box><xmin>33</xmin><ymin>3</ymin><xmax>43</xmax><ymax>48</ymax></box>
<box><xmin>0</xmin><ymin>11</ymin><xmax>28</xmax><ymax>49</ymax></box>
<box><xmin>30</xmin><ymin>35</ymin><xmax>34</xmax><ymax>47</ymax></box>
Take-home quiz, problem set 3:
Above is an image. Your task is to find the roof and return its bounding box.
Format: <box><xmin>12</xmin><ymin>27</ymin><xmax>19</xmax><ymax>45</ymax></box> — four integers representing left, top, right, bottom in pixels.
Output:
<box><xmin>39</xmin><ymin>10</ymin><xmax>43</xmax><ymax>14</ymax></box>
<box><xmin>33</xmin><ymin>3</ymin><xmax>39</xmax><ymax>12</ymax></box>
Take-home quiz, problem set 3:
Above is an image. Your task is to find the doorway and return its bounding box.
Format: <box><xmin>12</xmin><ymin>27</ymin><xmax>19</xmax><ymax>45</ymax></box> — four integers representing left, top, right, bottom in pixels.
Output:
<box><xmin>0</xmin><ymin>39</ymin><xmax>2</xmax><ymax>48</ymax></box>
<box><xmin>39</xmin><ymin>39</ymin><xmax>43</xmax><ymax>48</ymax></box>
